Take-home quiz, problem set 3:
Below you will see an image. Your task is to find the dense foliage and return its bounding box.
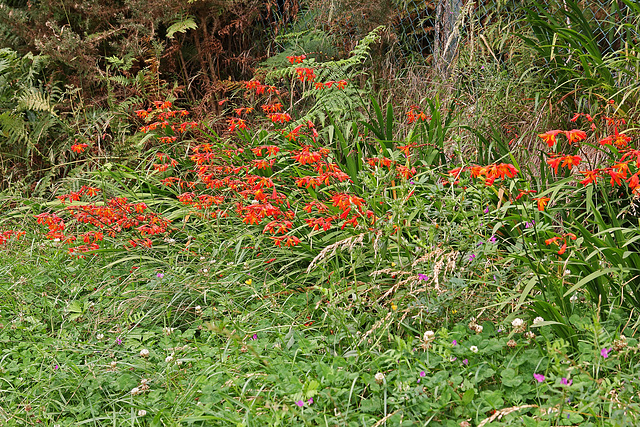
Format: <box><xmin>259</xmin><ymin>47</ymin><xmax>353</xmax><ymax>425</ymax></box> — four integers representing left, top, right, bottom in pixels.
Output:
<box><xmin>1</xmin><ymin>0</ymin><xmax>640</xmax><ymax>425</ymax></box>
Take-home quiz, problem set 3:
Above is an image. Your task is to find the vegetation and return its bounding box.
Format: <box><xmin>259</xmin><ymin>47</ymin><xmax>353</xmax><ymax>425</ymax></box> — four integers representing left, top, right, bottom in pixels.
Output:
<box><xmin>1</xmin><ymin>0</ymin><xmax>640</xmax><ymax>425</ymax></box>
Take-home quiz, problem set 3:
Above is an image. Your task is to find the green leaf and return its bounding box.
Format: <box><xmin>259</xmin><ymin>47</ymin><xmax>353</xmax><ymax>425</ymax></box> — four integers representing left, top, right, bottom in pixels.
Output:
<box><xmin>166</xmin><ymin>17</ymin><xmax>198</xmax><ymax>39</ymax></box>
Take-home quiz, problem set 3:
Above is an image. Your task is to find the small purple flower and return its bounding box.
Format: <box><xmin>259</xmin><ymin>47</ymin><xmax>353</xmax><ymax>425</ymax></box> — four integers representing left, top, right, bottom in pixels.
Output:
<box><xmin>296</xmin><ymin>400</ymin><xmax>304</xmax><ymax>407</ymax></box>
<box><xmin>418</xmin><ymin>274</ymin><xmax>429</xmax><ymax>281</ymax></box>
<box><xmin>484</xmin><ymin>207</ymin><xmax>489</xmax><ymax>213</ymax></box>
<box><xmin>601</xmin><ymin>347</ymin><xmax>612</xmax><ymax>358</ymax></box>
<box><xmin>463</xmin><ymin>359</ymin><xmax>468</xmax><ymax>365</ymax></box>
<box><xmin>419</xmin><ymin>371</ymin><xmax>426</xmax><ymax>377</ymax></box>
<box><xmin>469</xmin><ymin>254</ymin><xmax>476</xmax><ymax>262</ymax></box>
<box><xmin>307</xmin><ymin>398</ymin><xmax>313</xmax><ymax>404</ymax></box>
<box><xmin>251</xmin><ymin>334</ymin><xmax>258</xmax><ymax>340</ymax></box>
<box><xmin>477</xmin><ymin>241</ymin><xmax>484</xmax><ymax>246</ymax></box>
<box><xmin>489</xmin><ymin>235</ymin><xmax>497</xmax><ymax>243</ymax></box>
<box><xmin>115</xmin><ymin>338</ymin><xmax>122</xmax><ymax>345</ymax></box>
<box><xmin>533</xmin><ymin>373</ymin><xmax>545</xmax><ymax>383</ymax></box>
<box><xmin>561</xmin><ymin>377</ymin><xmax>572</xmax><ymax>386</ymax></box>
<box><xmin>410</xmin><ymin>180</ymin><xmax>414</xmax><ymax>185</ymax></box>
<box><xmin>157</xmin><ymin>272</ymin><xmax>164</xmax><ymax>278</ymax></box>
<box><xmin>54</xmin><ymin>365</ymin><xmax>59</xmax><ymax>370</ymax></box>
<box><xmin>452</xmin><ymin>339</ymin><xmax>457</xmax><ymax>346</ymax></box>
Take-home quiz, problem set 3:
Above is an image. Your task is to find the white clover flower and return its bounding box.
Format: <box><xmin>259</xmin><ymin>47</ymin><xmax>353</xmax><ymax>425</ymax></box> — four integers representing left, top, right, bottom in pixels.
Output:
<box><xmin>423</xmin><ymin>330</ymin><xmax>435</xmax><ymax>342</ymax></box>
<box><xmin>470</xmin><ymin>345</ymin><xmax>478</xmax><ymax>353</ymax></box>
<box><xmin>202</xmin><ymin>268</ymin><xmax>208</xmax><ymax>273</ymax></box>
<box><xmin>195</xmin><ymin>305</ymin><xmax>202</xmax><ymax>315</ymax></box>
<box><xmin>165</xmin><ymin>355</ymin><xmax>174</xmax><ymax>363</ymax></box>
<box><xmin>140</xmin><ymin>378</ymin><xmax>149</xmax><ymax>385</ymax></box>
<box><xmin>96</xmin><ymin>333</ymin><xmax>104</xmax><ymax>340</ymax></box>
<box><xmin>139</xmin><ymin>349</ymin><xmax>149</xmax><ymax>358</ymax></box>
<box><xmin>131</xmin><ymin>387</ymin><xmax>141</xmax><ymax>395</ymax></box>
<box><xmin>570</xmin><ymin>294</ymin><xmax>578</xmax><ymax>303</ymax></box>
<box><xmin>512</xmin><ymin>318</ymin><xmax>524</xmax><ymax>328</ymax></box>
<box><xmin>533</xmin><ymin>317</ymin><xmax>544</xmax><ymax>326</ymax></box>
<box><xmin>474</xmin><ymin>325</ymin><xmax>483</xmax><ymax>334</ymax></box>
<box><xmin>137</xmin><ymin>409</ymin><xmax>147</xmax><ymax>417</ymax></box>
<box><xmin>374</xmin><ymin>372</ymin><xmax>385</xmax><ymax>385</ymax></box>
<box><xmin>110</xmin><ymin>361</ymin><xmax>117</xmax><ymax>369</ymax></box>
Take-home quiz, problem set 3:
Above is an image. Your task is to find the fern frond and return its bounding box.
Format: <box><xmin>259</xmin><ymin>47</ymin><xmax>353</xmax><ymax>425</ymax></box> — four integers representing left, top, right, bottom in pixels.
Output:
<box><xmin>16</xmin><ymin>88</ymin><xmax>55</xmax><ymax>114</ymax></box>
<box><xmin>166</xmin><ymin>17</ymin><xmax>198</xmax><ymax>39</ymax></box>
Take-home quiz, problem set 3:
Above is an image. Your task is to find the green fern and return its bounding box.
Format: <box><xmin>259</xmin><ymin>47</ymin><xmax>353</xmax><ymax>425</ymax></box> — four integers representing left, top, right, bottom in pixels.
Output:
<box><xmin>166</xmin><ymin>17</ymin><xmax>198</xmax><ymax>39</ymax></box>
<box><xmin>16</xmin><ymin>88</ymin><xmax>55</xmax><ymax>114</ymax></box>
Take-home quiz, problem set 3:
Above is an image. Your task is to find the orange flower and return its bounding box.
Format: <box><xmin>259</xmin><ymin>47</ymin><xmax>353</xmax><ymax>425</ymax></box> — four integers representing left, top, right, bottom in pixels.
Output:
<box><xmin>515</xmin><ymin>189</ymin><xmax>536</xmax><ymax>200</ymax></box>
<box><xmin>564</xmin><ymin>129</ymin><xmax>587</xmax><ymax>143</ymax></box>
<box><xmin>579</xmin><ymin>169</ymin><xmax>600</xmax><ymax>185</ymax></box>
<box><xmin>560</xmin><ymin>154</ymin><xmax>581</xmax><ymax>170</ymax></box>
<box><xmin>71</xmin><ymin>143</ymin><xmax>88</xmax><ymax>153</ymax></box>
<box><xmin>538</xmin><ymin>130</ymin><xmax>563</xmax><ymax>147</ymax></box>
<box><xmin>534</xmin><ymin>197</ymin><xmax>550</xmax><ymax>211</ymax></box>
<box><xmin>546</xmin><ymin>156</ymin><xmax>562</xmax><ymax>173</ymax></box>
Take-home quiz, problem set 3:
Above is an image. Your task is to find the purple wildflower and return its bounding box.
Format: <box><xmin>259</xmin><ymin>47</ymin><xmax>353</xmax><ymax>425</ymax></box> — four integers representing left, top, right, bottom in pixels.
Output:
<box><xmin>601</xmin><ymin>347</ymin><xmax>612</xmax><ymax>358</ymax></box>
<box><xmin>484</xmin><ymin>207</ymin><xmax>489</xmax><ymax>213</ymax></box>
<box><xmin>561</xmin><ymin>377</ymin><xmax>572</xmax><ymax>386</ymax></box>
<box><xmin>157</xmin><ymin>272</ymin><xmax>164</xmax><ymax>278</ymax></box>
<box><xmin>489</xmin><ymin>235</ymin><xmax>497</xmax><ymax>243</ymax></box>
<box><xmin>296</xmin><ymin>400</ymin><xmax>304</xmax><ymax>407</ymax></box>
<box><xmin>307</xmin><ymin>398</ymin><xmax>313</xmax><ymax>404</ymax></box>
<box><xmin>115</xmin><ymin>338</ymin><xmax>122</xmax><ymax>345</ymax></box>
<box><xmin>419</xmin><ymin>371</ymin><xmax>426</xmax><ymax>377</ymax></box>
<box><xmin>463</xmin><ymin>359</ymin><xmax>468</xmax><ymax>365</ymax></box>
<box><xmin>533</xmin><ymin>373</ymin><xmax>545</xmax><ymax>383</ymax></box>
<box><xmin>469</xmin><ymin>254</ymin><xmax>476</xmax><ymax>262</ymax></box>
<box><xmin>452</xmin><ymin>339</ymin><xmax>457</xmax><ymax>346</ymax></box>
<box><xmin>418</xmin><ymin>274</ymin><xmax>429</xmax><ymax>281</ymax></box>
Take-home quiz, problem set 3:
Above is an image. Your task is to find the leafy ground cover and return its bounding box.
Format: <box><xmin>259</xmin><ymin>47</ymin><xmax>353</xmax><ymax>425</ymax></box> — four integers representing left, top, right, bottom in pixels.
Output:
<box><xmin>2</xmin><ymin>15</ymin><xmax>640</xmax><ymax>427</ymax></box>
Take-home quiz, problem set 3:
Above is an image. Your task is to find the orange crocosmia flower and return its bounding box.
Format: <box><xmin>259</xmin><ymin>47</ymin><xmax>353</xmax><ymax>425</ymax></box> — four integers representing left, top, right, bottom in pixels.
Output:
<box><xmin>564</xmin><ymin>129</ymin><xmax>587</xmax><ymax>143</ymax></box>
<box><xmin>396</xmin><ymin>165</ymin><xmax>416</xmax><ymax>179</ymax></box>
<box><xmin>496</xmin><ymin>163</ymin><xmax>519</xmax><ymax>179</ymax></box>
<box><xmin>620</xmin><ymin>149</ymin><xmax>640</xmax><ymax>168</ymax></box>
<box><xmin>71</xmin><ymin>143</ymin><xmax>88</xmax><ymax>153</ymax></box>
<box><xmin>613</xmin><ymin>162</ymin><xmax>630</xmax><ymax>177</ymax></box>
<box><xmin>534</xmin><ymin>197</ymin><xmax>550</xmax><ymax>211</ymax></box>
<box><xmin>515</xmin><ymin>189</ymin><xmax>536</xmax><ymax>200</ymax></box>
<box><xmin>557</xmin><ymin>242</ymin><xmax>567</xmax><ymax>255</ymax></box>
<box><xmin>560</xmin><ymin>154</ymin><xmax>581</xmax><ymax>170</ymax></box>
<box><xmin>538</xmin><ymin>130</ymin><xmax>563</xmax><ymax>147</ymax></box>
<box><xmin>84</xmin><ymin>186</ymin><xmax>101</xmax><ymax>196</ymax></box>
<box><xmin>601</xmin><ymin>132</ymin><xmax>631</xmax><ymax>148</ymax></box>
<box><xmin>546</xmin><ymin>156</ymin><xmax>562</xmax><ymax>173</ymax></box>
<box><xmin>448</xmin><ymin>166</ymin><xmax>464</xmax><ymax>177</ymax></box>
<box><xmin>607</xmin><ymin>168</ymin><xmax>626</xmax><ymax>186</ymax></box>
<box><xmin>628</xmin><ymin>173</ymin><xmax>640</xmax><ymax>190</ymax></box>
<box><xmin>579</xmin><ymin>169</ymin><xmax>600</xmax><ymax>185</ymax></box>
<box><xmin>545</xmin><ymin>236</ymin><xmax>562</xmax><ymax>246</ymax></box>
